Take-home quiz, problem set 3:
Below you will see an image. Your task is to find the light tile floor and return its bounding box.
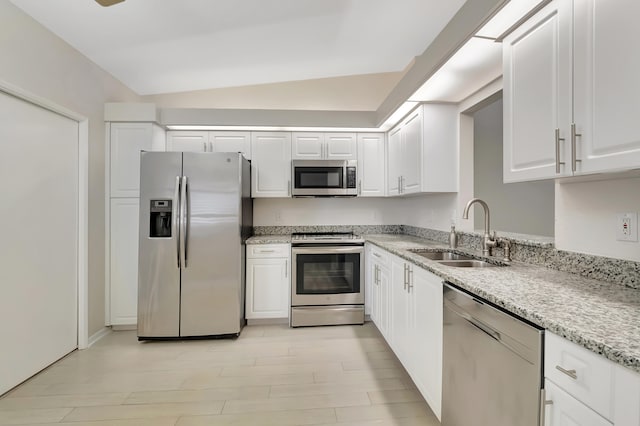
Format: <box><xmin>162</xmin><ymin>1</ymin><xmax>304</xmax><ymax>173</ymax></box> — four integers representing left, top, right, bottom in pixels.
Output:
<box><xmin>0</xmin><ymin>323</ymin><xmax>440</xmax><ymax>425</ymax></box>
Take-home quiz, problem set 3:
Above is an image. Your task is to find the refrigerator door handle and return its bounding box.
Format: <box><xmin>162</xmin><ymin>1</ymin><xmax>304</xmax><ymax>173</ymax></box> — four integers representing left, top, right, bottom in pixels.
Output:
<box><xmin>174</xmin><ymin>176</ymin><xmax>181</xmax><ymax>269</ymax></box>
<box><xmin>180</xmin><ymin>176</ymin><xmax>189</xmax><ymax>268</ymax></box>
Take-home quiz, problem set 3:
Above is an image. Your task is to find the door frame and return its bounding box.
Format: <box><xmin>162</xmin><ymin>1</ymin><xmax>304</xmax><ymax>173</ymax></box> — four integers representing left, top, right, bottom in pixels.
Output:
<box><xmin>0</xmin><ymin>79</ymin><xmax>89</xmax><ymax>349</ymax></box>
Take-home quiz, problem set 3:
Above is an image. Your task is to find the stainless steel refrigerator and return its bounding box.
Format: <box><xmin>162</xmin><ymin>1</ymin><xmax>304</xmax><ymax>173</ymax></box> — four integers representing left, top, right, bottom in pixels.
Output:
<box><xmin>137</xmin><ymin>151</ymin><xmax>252</xmax><ymax>340</ymax></box>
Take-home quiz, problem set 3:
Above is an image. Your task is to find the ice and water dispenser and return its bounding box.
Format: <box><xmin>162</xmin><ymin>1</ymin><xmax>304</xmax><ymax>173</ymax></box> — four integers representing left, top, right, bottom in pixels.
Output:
<box><xmin>149</xmin><ymin>200</ymin><xmax>172</xmax><ymax>238</ymax></box>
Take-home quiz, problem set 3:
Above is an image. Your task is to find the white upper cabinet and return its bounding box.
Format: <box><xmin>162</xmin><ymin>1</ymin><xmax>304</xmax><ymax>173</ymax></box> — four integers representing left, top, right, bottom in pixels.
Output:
<box><xmin>166</xmin><ymin>130</ymin><xmax>209</xmax><ymax>152</ymax></box>
<box><xmin>292</xmin><ymin>132</ymin><xmax>356</xmax><ymax>160</ymax></box>
<box><xmin>324</xmin><ymin>133</ymin><xmax>357</xmax><ymax>159</ymax></box>
<box><xmin>292</xmin><ymin>133</ymin><xmax>323</xmax><ymax>159</ymax></box>
<box><xmin>387</xmin><ymin>105</ymin><xmax>457</xmax><ymax>195</ymax></box>
<box><xmin>387</xmin><ymin>127</ymin><xmax>403</xmax><ymax>196</ymax></box>
<box><xmin>503</xmin><ymin>0</ymin><xmax>573</xmax><ymax>182</ymax></box>
<box><xmin>210</xmin><ymin>131</ymin><xmax>251</xmax><ymax>159</ymax></box>
<box><xmin>110</xmin><ymin>122</ymin><xmax>165</xmax><ymax>198</ymax></box>
<box><xmin>251</xmin><ymin>132</ymin><xmax>292</xmax><ymax>198</ymax></box>
<box><xmin>401</xmin><ymin>111</ymin><xmax>422</xmax><ymax>194</ymax></box>
<box><xmin>573</xmin><ymin>0</ymin><xmax>640</xmax><ymax>174</ymax></box>
<box><xmin>504</xmin><ymin>0</ymin><xmax>640</xmax><ymax>182</ymax></box>
<box><xmin>357</xmin><ymin>133</ymin><xmax>386</xmax><ymax>197</ymax></box>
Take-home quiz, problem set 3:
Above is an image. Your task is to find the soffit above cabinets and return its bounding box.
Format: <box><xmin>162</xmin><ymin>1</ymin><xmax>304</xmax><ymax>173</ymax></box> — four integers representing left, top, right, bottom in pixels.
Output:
<box><xmin>407</xmin><ymin>0</ymin><xmax>547</xmax><ymax>104</ymax></box>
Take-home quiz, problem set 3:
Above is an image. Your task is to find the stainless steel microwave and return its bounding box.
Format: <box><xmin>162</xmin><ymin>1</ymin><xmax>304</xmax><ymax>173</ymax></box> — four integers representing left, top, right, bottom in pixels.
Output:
<box><xmin>291</xmin><ymin>160</ymin><xmax>357</xmax><ymax>197</ymax></box>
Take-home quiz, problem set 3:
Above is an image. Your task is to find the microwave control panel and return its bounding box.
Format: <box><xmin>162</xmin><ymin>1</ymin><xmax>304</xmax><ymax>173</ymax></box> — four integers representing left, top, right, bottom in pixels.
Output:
<box><xmin>346</xmin><ymin>167</ymin><xmax>357</xmax><ymax>188</ymax></box>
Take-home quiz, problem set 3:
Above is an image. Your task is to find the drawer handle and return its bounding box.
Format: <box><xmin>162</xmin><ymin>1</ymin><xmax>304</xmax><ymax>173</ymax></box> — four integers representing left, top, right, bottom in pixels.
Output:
<box><xmin>555</xmin><ymin>365</ymin><xmax>578</xmax><ymax>380</ymax></box>
<box><xmin>257</xmin><ymin>249</ymin><xmax>276</xmax><ymax>253</ymax></box>
<box><xmin>372</xmin><ymin>252</ymin><xmax>382</xmax><ymax>259</ymax></box>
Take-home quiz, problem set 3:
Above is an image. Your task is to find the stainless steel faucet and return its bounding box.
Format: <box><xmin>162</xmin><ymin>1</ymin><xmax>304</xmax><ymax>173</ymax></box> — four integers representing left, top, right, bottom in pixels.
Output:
<box><xmin>462</xmin><ymin>198</ymin><xmax>497</xmax><ymax>256</ymax></box>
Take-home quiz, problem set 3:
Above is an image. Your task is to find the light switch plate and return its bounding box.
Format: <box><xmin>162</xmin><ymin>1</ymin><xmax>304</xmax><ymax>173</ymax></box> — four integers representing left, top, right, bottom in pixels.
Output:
<box><xmin>616</xmin><ymin>212</ymin><xmax>638</xmax><ymax>242</ymax></box>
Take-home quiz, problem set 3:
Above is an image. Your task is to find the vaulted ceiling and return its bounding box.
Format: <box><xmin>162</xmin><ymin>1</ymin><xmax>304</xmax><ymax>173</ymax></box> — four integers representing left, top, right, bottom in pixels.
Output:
<box><xmin>10</xmin><ymin>0</ymin><xmax>466</xmax><ymax>95</ymax></box>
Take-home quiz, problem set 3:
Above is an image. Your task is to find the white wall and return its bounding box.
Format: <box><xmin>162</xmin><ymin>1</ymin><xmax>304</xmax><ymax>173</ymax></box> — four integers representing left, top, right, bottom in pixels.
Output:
<box><xmin>143</xmin><ymin>72</ymin><xmax>403</xmax><ymax>111</ymax></box>
<box><xmin>0</xmin><ymin>2</ymin><xmax>140</xmax><ymax>336</ymax></box>
<box><xmin>473</xmin><ymin>99</ymin><xmax>554</xmax><ymax>236</ymax></box>
<box><xmin>556</xmin><ymin>176</ymin><xmax>640</xmax><ymax>262</ymax></box>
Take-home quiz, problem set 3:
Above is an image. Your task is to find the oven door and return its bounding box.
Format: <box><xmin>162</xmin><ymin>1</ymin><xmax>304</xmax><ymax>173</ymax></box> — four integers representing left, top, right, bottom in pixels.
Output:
<box><xmin>291</xmin><ymin>245</ymin><xmax>364</xmax><ymax>306</ymax></box>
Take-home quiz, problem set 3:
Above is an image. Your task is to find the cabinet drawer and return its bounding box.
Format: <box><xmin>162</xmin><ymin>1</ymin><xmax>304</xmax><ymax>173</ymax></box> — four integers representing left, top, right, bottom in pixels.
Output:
<box><xmin>544</xmin><ymin>379</ymin><xmax>612</xmax><ymax>426</ymax></box>
<box><xmin>247</xmin><ymin>244</ymin><xmax>290</xmax><ymax>258</ymax></box>
<box><xmin>369</xmin><ymin>245</ymin><xmax>391</xmax><ymax>269</ymax></box>
<box><xmin>545</xmin><ymin>332</ymin><xmax>614</xmax><ymax>421</ymax></box>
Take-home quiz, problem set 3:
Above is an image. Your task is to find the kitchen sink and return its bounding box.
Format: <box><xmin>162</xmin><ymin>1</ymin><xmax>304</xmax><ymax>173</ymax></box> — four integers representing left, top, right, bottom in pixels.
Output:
<box><xmin>409</xmin><ymin>250</ymin><xmax>475</xmax><ymax>261</ymax></box>
<box><xmin>437</xmin><ymin>260</ymin><xmax>502</xmax><ymax>268</ymax></box>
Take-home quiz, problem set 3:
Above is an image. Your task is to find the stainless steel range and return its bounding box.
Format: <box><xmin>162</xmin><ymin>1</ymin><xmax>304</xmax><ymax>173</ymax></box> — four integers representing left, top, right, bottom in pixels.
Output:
<box><xmin>290</xmin><ymin>232</ymin><xmax>365</xmax><ymax>327</ymax></box>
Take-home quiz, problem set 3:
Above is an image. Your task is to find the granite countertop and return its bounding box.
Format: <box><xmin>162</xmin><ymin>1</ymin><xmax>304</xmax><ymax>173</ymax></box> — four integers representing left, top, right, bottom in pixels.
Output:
<box><xmin>364</xmin><ymin>234</ymin><xmax>640</xmax><ymax>373</ymax></box>
<box><xmin>246</xmin><ymin>235</ymin><xmax>291</xmax><ymax>244</ymax></box>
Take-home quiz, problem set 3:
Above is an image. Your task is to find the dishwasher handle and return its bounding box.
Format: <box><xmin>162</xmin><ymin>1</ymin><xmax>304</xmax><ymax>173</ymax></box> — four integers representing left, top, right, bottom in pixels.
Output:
<box><xmin>445</xmin><ymin>298</ymin><xmax>501</xmax><ymax>343</ymax></box>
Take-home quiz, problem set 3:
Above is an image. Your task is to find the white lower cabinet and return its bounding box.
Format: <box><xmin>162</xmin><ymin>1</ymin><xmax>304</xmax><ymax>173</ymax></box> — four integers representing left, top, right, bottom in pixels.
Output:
<box><xmin>109</xmin><ymin>198</ymin><xmax>139</xmax><ymax>325</ymax></box>
<box><xmin>544</xmin><ymin>332</ymin><xmax>640</xmax><ymax>426</ymax></box>
<box><xmin>544</xmin><ymin>380</ymin><xmax>612</xmax><ymax>426</ymax></box>
<box><xmin>366</xmin><ymin>243</ymin><xmax>442</xmax><ymax>420</ymax></box>
<box><xmin>367</xmin><ymin>245</ymin><xmax>391</xmax><ymax>339</ymax></box>
<box><xmin>245</xmin><ymin>244</ymin><xmax>291</xmax><ymax>320</ymax></box>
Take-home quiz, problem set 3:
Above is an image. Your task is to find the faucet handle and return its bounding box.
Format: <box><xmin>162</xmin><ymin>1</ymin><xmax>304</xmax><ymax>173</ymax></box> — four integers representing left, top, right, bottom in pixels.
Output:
<box><xmin>490</xmin><ymin>230</ymin><xmax>497</xmax><ymax>241</ymax></box>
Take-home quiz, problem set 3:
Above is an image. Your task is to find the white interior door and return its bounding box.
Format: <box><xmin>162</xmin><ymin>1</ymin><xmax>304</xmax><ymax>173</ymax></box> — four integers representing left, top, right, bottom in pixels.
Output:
<box><xmin>0</xmin><ymin>91</ymin><xmax>79</xmax><ymax>395</ymax></box>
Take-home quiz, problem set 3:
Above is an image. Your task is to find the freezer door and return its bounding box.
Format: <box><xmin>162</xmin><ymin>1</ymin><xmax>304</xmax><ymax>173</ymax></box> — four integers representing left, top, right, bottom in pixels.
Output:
<box><xmin>180</xmin><ymin>152</ymin><xmax>243</xmax><ymax>336</ymax></box>
<box><xmin>138</xmin><ymin>152</ymin><xmax>183</xmax><ymax>338</ymax></box>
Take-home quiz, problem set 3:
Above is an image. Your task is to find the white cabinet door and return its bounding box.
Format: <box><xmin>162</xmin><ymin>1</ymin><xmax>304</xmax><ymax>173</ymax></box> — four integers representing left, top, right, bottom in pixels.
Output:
<box><xmin>387</xmin><ymin>127</ymin><xmax>402</xmax><ymax>196</ymax></box>
<box><xmin>246</xmin><ymin>257</ymin><xmax>290</xmax><ymax>319</ymax></box>
<box><xmin>251</xmin><ymin>132</ymin><xmax>292</xmax><ymax>198</ymax></box>
<box><xmin>409</xmin><ymin>266</ymin><xmax>443</xmax><ymax>420</ymax></box>
<box><xmin>377</xmin><ymin>263</ymin><xmax>391</xmax><ymax>341</ymax></box>
<box><xmin>390</xmin><ymin>256</ymin><xmax>410</xmax><ymax>366</ymax></box>
<box><xmin>325</xmin><ymin>133</ymin><xmax>357</xmax><ymax>160</ymax></box>
<box><xmin>401</xmin><ymin>110</ymin><xmax>422</xmax><ymax>194</ymax></box>
<box><xmin>210</xmin><ymin>131</ymin><xmax>251</xmax><ymax>159</ymax></box>
<box><xmin>357</xmin><ymin>133</ymin><xmax>386</xmax><ymax>197</ymax></box>
<box><xmin>503</xmin><ymin>0</ymin><xmax>573</xmax><ymax>182</ymax></box>
<box><xmin>544</xmin><ymin>380</ymin><xmax>612</xmax><ymax>426</ymax></box>
<box><xmin>110</xmin><ymin>123</ymin><xmax>155</xmax><ymax>198</ymax></box>
<box><xmin>166</xmin><ymin>131</ymin><xmax>209</xmax><ymax>152</ymax></box>
<box><xmin>292</xmin><ymin>132</ymin><xmax>323</xmax><ymax>159</ymax></box>
<box><xmin>573</xmin><ymin>0</ymin><xmax>640</xmax><ymax>174</ymax></box>
<box><xmin>110</xmin><ymin>198</ymin><xmax>139</xmax><ymax>325</ymax></box>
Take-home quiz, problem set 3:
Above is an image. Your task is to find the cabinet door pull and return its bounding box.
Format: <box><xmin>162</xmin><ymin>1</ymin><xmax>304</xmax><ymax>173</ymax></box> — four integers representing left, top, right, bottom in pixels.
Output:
<box><xmin>358</xmin><ymin>180</ymin><xmax>362</xmax><ymax>196</ymax></box>
<box><xmin>571</xmin><ymin>123</ymin><xmax>582</xmax><ymax>172</ymax></box>
<box><xmin>287</xmin><ymin>180</ymin><xmax>291</xmax><ymax>196</ymax></box>
<box><xmin>407</xmin><ymin>266</ymin><xmax>413</xmax><ymax>293</ymax></box>
<box><xmin>555</xmin><ymin>128</ymin><xmax>565</xmax><ymax>174</ymax></box>
<box><xmin>555</xmin><ymin>365</ymin><xmax>578</xmax><ymax>380</ymax></box>
<box><xmin>203</xmin><ymin>142</ymin><xmax>207</xmax><ymax>152</ymax></box>
<box><xmin>403</xmin><ymin>264</ymin><xmax>408</xmax><ymax>289</ymax></box>
<box><xmin>285</xmin><ymin>260</ymin><xmax>288</xmax><ymax>278</ymax></box>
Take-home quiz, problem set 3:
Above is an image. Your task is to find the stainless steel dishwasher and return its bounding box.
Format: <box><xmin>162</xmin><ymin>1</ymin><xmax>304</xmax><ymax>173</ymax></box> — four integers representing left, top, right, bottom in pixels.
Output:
<box><xmin>442</xmin><ymin>283</ymin><xmax>544</xmax><ymax>426</ymax></box>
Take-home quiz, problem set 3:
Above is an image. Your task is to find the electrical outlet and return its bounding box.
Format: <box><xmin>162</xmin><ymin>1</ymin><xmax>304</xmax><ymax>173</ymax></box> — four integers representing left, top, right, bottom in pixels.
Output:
<box><xmin>616</xmin><ymin>212</ymin><xmax>638</xmax><ymax>242</ymax></box>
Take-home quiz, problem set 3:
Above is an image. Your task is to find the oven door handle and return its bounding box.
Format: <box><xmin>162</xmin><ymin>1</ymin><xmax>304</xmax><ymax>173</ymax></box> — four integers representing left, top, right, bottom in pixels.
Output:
<box><xmin>291</xmin><ymin>246</ymin><xmax>364</xmax><ymax>255</ymax></box>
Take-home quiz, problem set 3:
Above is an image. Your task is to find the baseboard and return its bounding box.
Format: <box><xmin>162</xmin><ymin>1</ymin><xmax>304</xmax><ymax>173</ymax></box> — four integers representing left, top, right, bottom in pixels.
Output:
<box><xmin>86</xmin><ymin>326</ymin><xmax>111</xmax><ymax>348</ymax></box>
<box><xmin>111</xmin><ymin>324</ymin><xmax>137</xmax><ymax>331</ymax></box>
<box><xmin>246</xmin><ymin>318</ymin><xmax>289</xmax><ymax>325</ymax></box>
